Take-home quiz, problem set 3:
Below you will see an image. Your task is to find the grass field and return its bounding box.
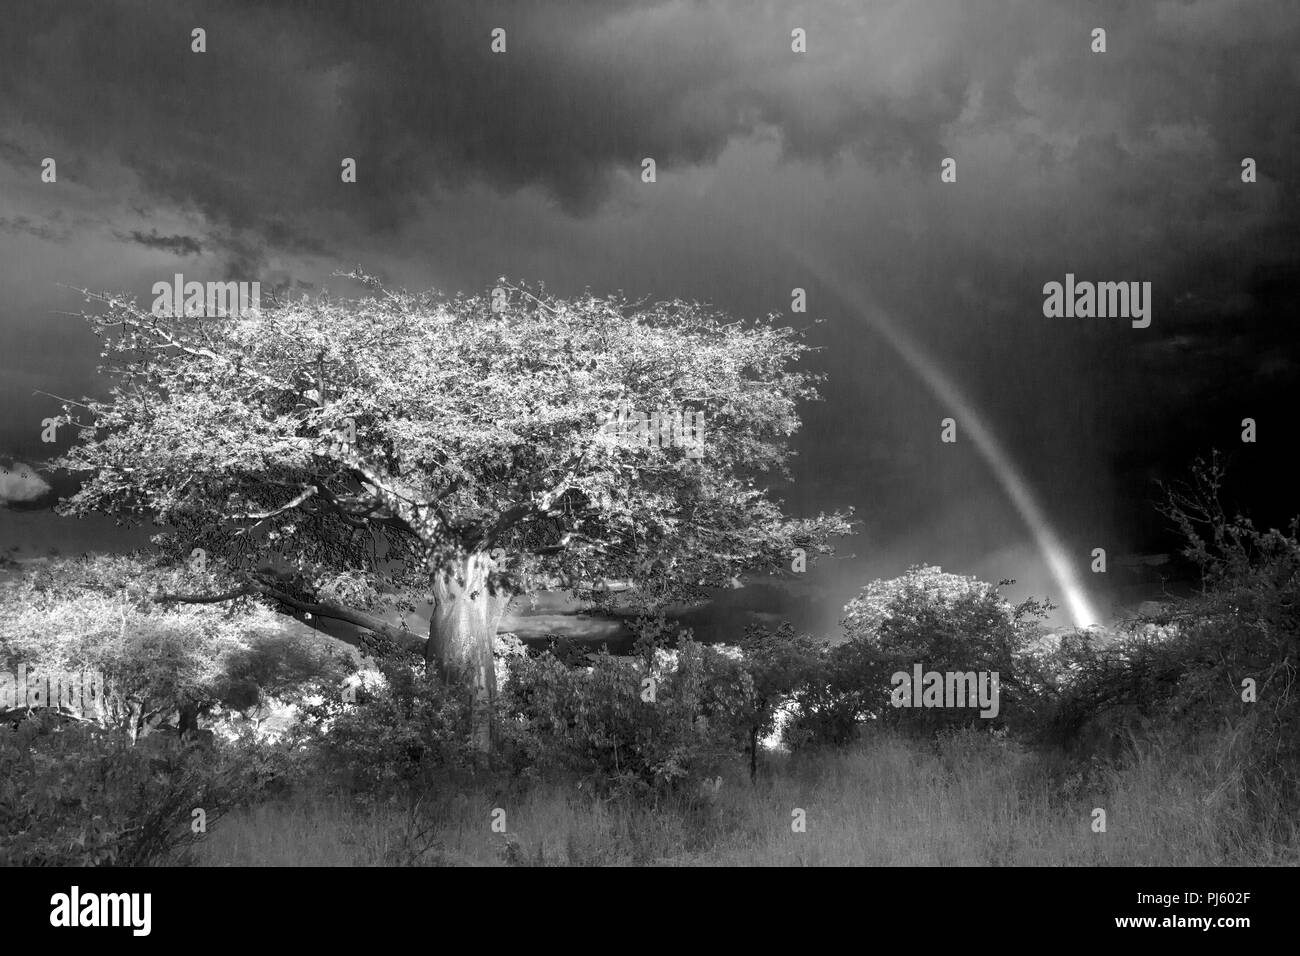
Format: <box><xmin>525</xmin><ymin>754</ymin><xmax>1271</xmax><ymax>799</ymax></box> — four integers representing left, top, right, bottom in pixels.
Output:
<box><xmin>196</xmin><ymin>727</ymin><xmax>1298</xmax><ymax>866</ymax></box>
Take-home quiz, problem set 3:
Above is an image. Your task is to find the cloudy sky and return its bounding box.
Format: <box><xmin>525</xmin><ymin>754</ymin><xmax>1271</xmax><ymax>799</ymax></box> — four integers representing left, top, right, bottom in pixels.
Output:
<box><xmin>1</xmin><ymin>0</ymin><xmax>1296</xmax><ymax>635</ymax></box>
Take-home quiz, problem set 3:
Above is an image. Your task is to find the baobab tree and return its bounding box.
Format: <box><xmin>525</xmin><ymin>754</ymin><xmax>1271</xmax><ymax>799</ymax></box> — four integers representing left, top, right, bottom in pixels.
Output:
<box><xmin>51</xmin><ymin>272</ymin><xmax>852</xmax><ymax>749</ymax></box>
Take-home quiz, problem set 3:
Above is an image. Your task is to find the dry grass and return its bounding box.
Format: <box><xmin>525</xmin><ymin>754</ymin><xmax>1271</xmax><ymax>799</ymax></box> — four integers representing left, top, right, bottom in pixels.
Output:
<box><xmin>195</xmin><ymin>727</ymin><xmax>1300</xmax><ymax>866</ymax></box>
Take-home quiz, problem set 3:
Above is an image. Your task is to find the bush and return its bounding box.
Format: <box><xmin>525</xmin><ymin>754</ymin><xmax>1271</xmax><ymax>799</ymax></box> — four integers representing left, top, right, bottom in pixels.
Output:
<box><xmin>0</xmin><ymin>712</ymin><xmax>277</xmax><ymax>865</ymax></box>
<box><xmin>732</xmin><ymin>622</ymin><xmax>824</xmax><ymax>776</ymax></box>
<box><xmin>786</xmin><ymin>567</ymin><xmax>1049</xmax><ymax>747</ymax></box>
<box><xmin>0</xmin><ymin>553</ymin><xmax>352</xmax><ymax>740</ymax></box>
<box><xmin>294</xmin><ymin>661</ymin><xmax>477</xmax><ymax>796</ymax></box>
<box><xmin>785</xmin><ymin>637</ymin><xmax>885</xmax><ymax>748</ymax></box>
<box><xmin>500</xmin><ymin>626</ymin><xmax>751</xmax><ymax>797</ymax></box>
<box><xmin>1036</xmin><ymin>455</ymin><xmax>1300</xmax><ymax>829</ymax></box>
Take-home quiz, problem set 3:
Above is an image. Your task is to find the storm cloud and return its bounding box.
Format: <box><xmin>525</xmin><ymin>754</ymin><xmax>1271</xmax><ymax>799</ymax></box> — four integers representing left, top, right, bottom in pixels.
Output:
<box><xmin>0</xmin><ymin>0</ymin><xmax>1296</xmax><ymax>628</ymax></box>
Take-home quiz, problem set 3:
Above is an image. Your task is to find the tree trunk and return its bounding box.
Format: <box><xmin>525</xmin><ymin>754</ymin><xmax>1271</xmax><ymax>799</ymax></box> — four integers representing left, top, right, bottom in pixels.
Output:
<box><xmin>178</xmin><ymin>702</ymin><xmax>199</xmax><ymax>740</ymax></box>
<box><xmin>425</xmin><ymin>552</ymin><xmax>511</xmax><ymax>753</ymax></box>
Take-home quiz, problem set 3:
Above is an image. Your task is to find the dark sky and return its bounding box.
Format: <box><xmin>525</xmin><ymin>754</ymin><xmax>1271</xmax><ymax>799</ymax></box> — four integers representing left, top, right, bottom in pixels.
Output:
<box><xmin>1</xmin><ymin>0</ymin><xmax>1297</xmax><ymax>636</ymax></box>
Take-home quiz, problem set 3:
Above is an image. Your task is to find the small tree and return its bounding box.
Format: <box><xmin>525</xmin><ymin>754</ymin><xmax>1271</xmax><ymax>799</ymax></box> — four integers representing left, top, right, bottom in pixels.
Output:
<box><xmin>0</xmin><ymin>554</ymin><xmax>351</xmax><ymax>740</ymax></box>
<box><xmin>52</xmin><ymin>274</ymin><xmax>852</xmax><ymax>749</ymax></box>
<box><xmin>735</xmin><ymin>622</ymin><xmax>823</xmax><ymax>778</ymax></box>
<box><xmin>834</xmin><ymin>565</ymin><xmax>1049</xmax><ymax>734</ymax></box>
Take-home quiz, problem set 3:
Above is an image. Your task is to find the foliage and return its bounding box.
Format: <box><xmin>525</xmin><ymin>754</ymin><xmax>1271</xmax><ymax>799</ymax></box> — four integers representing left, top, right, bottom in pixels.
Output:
<box><xmin>1038</xmin><ymin>454</ymin><xmax>1300</xmax><ymax>824</ymax></box>
<box><xmin>785</xmin><ymin>636</ymin><xmax>890</xmax><ymax>748</ymax></box>
<box><xmin>0</xmin><ymin>712</ymin><xmax>278</xmax><ymax>866</ymax></box>
<box><xmin>0</xmin><ymin>554</ymin><xmax>355</xmax><ymax>739</ymax></box>
<box><xmin>788</xmin><ymin>565</ymin><xmax>1049</xmax><ymax>745</ymax></box>
<box><xmin>50</xmin><ymin>276</ymin><xmax>852</xmax><ymax>640</ymax></box>
<box><xmin>500</xmin><ymin>624</ymin><xmax>752</xmax><ymax>797</ymax></box>
<box><xmin>733</xmin><ymin>622</ymin><xmax>825</xmax><ymax>772</ymax></box>
<box><xmin>294</xmin><ymin>662</ymin><xmax>477</xmax><ymax>796</ymax></box>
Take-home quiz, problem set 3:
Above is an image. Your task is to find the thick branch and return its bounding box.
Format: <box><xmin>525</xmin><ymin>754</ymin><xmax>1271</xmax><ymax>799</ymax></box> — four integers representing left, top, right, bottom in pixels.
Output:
<box><xmin>235</xmin><ymin>485</ymin><xmax>318</xmax><ymax>521</ymax></box>
<box><xmin>154</xmin><ymin>585</ymin><xmax>253</xmax><ymax>604</ymax></box>
<box><xmin>153</xmin><ymin>581</ymin><xmax>423</xmax><ymax>654</ymax></box>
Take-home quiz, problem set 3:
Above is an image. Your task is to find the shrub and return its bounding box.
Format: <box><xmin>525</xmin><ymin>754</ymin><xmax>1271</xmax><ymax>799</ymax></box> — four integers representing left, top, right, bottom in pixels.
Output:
<box><xmin>500</xmin><ymin>626</ymin><xmax>750</xmax><ymax>797</ymax></box>
<box><xmin>1037</xmin><ymin>454</ymin><xmax>1300</xmax><ymax>830</ymax></box>
<box><xmin>786</xmin><ymin>567</ymin><xmax>1049</xmax><ymax>747</ymax></box>
<box><xmin>732</xmin><ymin>622</ymin><xmax>824</xmax><ymax>776</ymax></box>
<box><xmin>0</xmin><ymin>712</ymin><xmax>276</xmax><ymax>865</ymax></box>
<box><xmin>0</xmin><ymin>553</ymin><xmax>357</xmax><ymax>740</ymax></box>
<box><xmin>785</xmin><ymin>636</ymin><xmax>886</xmax><ymax>748</ymax></box>
<box><xmin>295</xmin><ymin>661</ymin><xmax>476</xmax><ymax>796</ymax></box>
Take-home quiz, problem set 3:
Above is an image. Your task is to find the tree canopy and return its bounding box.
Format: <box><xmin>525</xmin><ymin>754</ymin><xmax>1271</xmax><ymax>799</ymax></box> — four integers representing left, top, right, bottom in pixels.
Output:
<box><xmin>50</xmin><ymin>273</ymin><xmax>853</xmax><ymax>747</ymax></box>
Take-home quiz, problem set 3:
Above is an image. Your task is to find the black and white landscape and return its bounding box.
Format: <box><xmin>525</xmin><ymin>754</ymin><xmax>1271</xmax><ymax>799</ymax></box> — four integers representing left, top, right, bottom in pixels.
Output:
<box><xmin>1</xmin><ymin>0</ymin><xmax>1297</xmax><ymax>876</ymax></box>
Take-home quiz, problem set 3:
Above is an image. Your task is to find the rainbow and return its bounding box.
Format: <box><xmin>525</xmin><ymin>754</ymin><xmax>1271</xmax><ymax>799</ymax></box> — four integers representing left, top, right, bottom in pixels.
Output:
<box><xmin>777</xmin><ymin>243</ymin><xmax>1101</xmax><ymax>629</ymax></box>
